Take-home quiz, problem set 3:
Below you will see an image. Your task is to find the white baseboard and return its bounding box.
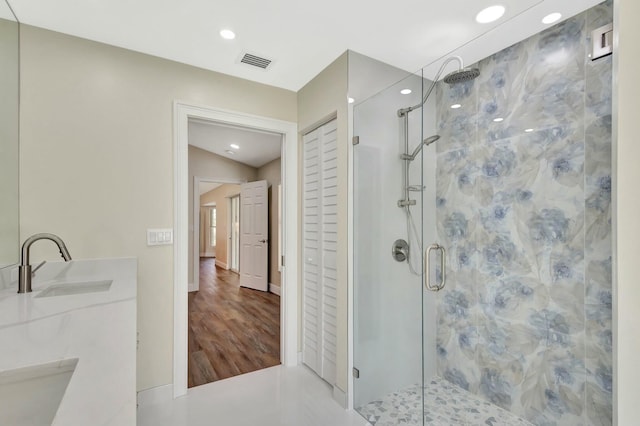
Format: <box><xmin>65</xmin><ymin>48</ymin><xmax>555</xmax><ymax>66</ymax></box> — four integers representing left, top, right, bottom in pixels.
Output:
<box><xmin>215</xmin><ymin>259</ymin><xmax>228</xmax><ymax>269</ymax></box>
<box><xmin>188</xmin><ymin>282</ymin><xmax>197</xmax><ymax>292</ymax></box>
<box><xmin>269</xmin><ymin>283</ymin><xmax>281</xmax><ymax>296</ymax></box>
<box><xmin>137</xmin><ymin>384</ymin><xmax>173</xmax><ymax>407</ymax></box>
<box><xmin>332</xmin><ymin>385</ymin><xmax>348</xmax><ymax>409</ymax></box>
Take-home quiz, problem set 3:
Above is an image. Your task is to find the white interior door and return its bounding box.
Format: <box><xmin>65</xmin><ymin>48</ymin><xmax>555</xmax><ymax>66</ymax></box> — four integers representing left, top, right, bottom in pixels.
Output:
<box><xmin>239</xmin><ymin>180</ymin><xmax>269</xmax><ymax>291</ymax></box>
<box><xmin>230</xmin><ymin>195</ymin><xmax>240</xmax><ymax>272</ymax></box>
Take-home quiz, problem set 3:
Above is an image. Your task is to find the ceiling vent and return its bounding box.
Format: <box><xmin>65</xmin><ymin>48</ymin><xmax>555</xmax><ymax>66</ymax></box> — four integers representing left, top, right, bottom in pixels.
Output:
<box><xmin>239</xmin><ymin>52</ymin><xmax>273</xmax><ymax>70</ymax></box>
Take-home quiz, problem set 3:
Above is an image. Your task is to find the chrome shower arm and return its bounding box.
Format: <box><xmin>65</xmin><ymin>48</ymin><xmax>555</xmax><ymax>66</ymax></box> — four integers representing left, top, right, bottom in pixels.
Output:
<box><xmin>397</xmin><ymin>56</ymin><xmax>464</xmax><ymax>117</ymax></box>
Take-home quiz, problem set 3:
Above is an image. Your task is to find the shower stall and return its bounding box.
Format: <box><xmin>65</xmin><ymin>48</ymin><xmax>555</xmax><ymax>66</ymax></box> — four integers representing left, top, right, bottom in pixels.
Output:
<box><xmin>352</xmin><ymin>2</ymin><xmax>613</xmax><ymax>425</ymax></box>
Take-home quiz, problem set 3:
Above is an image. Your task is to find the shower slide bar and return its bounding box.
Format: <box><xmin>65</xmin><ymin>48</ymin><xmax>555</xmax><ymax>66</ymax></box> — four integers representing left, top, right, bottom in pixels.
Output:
<box><xmin>425</xmin><ymin>243</ymin><xmax>446</xmax><ymax>291</ymax></box>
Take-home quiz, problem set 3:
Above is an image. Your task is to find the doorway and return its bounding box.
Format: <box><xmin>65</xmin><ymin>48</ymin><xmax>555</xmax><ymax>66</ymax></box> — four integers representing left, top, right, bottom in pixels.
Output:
<box><xmin>188</xmin><ymin>166</ymin><xmax>281</xmax><ymax>388</ymax></box>
<box><xmin>174</xmin><ymin>102</ymin><xmax>298</xmax><ymax>398</ymax></box>
<box><xmin>191</xmin><ymin>177</ymin><xmax>244</xmax><ymax>292</ymax></box>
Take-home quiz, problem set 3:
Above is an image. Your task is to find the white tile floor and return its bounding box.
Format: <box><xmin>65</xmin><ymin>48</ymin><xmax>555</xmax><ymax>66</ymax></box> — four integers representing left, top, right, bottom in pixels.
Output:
<box><xmin>137</xmin><ymin>365</ymin><xmax>370</xmax><ymax>426</ymax></box>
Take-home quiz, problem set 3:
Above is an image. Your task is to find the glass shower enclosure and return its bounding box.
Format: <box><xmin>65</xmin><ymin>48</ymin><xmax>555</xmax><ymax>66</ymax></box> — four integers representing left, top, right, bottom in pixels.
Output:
<box><xmin>352</xmin><ymin>2</ymin><xmax>613</xmax><ymax>425</ymax></box>
<box><xmin>353</xmin><ymin>67</ymin><xmax>439</xmax><ymax>424</ymax></box>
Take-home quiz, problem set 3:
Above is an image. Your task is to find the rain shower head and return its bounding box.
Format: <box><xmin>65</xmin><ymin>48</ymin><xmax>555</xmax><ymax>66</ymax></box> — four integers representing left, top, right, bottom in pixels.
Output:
<box><xmin>443</xmin><ymin>67</ymin><xmax>481</xmax><ymax>84</ymax></box>
<box><xmin>397</xmin><ymin>56</ymin><xmax>480</xmax><ymax>117</ymax></box>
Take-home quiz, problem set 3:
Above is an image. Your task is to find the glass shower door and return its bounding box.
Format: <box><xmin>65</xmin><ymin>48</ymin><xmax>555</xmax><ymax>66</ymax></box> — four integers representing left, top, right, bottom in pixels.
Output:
<box><xmin>353</xmin><ymin>68</ymin><xmax>437</xmax><ymax>425</ymax></box>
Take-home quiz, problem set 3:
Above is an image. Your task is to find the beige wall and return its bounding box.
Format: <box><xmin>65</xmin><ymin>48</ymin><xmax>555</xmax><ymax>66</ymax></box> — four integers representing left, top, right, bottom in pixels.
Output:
<box><xmin>257</xmin><ymin>158</ymin><xmax>282</xmax><ymax>287</ymax></box>
<box><xmin>189</xmin><ymin>146</ymin><xmax>257</xmax><ymax>282</ymax></box>
<box><xmin>614</xmin><ymin>0</ymin><xmax>640</xmax><ymax>422</ymax></box>
<box><xmin>297</xmin><ymin>52</ymin><xmax>349</xmax><ymax>393</ymax></box>
<box><xmin>0</xmin><ymin>17</ymin><xmax>19</xmax><ymax>267</ymax></box>
<box><xmin>200</xmin><ymin>184</ymin><xmax>241</xmax><ymax>269</ymax></box>
<box><xmin>19</xmin><ymin>25</ymin><xmax>296</xmax><ymax>391</ymax></box>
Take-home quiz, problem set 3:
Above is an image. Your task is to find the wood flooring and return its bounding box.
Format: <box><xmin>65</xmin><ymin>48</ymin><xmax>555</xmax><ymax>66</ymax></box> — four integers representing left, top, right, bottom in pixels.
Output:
<box><xmin>188</xmin><ymin>258</ymin><xmax>281</xmax><ymax>388</ymax></box>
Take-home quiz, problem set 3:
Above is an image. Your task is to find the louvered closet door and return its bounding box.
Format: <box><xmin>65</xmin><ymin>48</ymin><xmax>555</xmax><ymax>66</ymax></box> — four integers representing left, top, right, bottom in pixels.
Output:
<box><xmin>302</xmin><ymin>127</ymin><xmax>321</xmax><ymax>374</ymax></box>
<box><xmin>302</xmin><ymin>119</ymin><xmax>338</xmax><ymax>385</ymax></box>
<box><xmin>319</xmin><ymin>121</ymin><xmax>337</xmax><ymax>384</ymax></box>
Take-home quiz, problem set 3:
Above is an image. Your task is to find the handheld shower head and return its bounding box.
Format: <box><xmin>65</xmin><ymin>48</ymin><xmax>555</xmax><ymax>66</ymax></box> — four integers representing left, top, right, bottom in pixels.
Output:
<box><xmin>423</xmin><ymin>134</ymin><xmax>441</xmax><ymax>146</ymax></box>
<box><xmin>403</xmin><ymin>134</ymin><xmax>440</xmax><ymax>161</ymax></box>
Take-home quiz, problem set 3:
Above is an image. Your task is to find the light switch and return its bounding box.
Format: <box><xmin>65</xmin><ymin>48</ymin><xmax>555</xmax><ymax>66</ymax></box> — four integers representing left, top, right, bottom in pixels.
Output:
<box><xmin>147</xmin><ymin>229</ymin><xmax>173</xmax><ymax>246</ymax></box>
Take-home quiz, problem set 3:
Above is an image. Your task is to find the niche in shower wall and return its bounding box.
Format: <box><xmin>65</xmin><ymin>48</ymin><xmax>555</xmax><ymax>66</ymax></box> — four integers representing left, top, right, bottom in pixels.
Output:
<box><xmin>435</xmin><ymin>1</ymin><xmax>612</xmax><ymax>425</ymax></box>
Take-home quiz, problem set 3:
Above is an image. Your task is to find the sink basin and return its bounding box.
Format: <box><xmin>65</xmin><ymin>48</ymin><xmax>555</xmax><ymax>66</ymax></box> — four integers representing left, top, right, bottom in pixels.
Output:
<box><xmin>0</xmin><ymin>358</ymin><xmax>78</xmax><ymax>425</ymax></box>
<box><xmin>35</xmin><ymin>280</ymin><xmax>112</xmax><ymax>298</ymax></box>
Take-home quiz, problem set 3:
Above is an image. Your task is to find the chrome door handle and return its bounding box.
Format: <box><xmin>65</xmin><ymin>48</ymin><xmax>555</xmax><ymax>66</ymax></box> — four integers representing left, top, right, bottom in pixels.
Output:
<box><xmin>424</xmin><ymin>243</ymin><xmax>446</xmax><ymax>291</ymax></box>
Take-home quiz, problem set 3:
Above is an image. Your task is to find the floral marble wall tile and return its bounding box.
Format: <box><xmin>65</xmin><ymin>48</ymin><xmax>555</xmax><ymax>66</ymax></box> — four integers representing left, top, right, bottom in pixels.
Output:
<box><xmin>584</xmin><ymin>2</ymin><xmax>613</xmax><ymax>425</ymax></box>
<box><xmin>435</xmin><ymin>1</ymin><xmax>612</xmax><ymax>424</ymax></box>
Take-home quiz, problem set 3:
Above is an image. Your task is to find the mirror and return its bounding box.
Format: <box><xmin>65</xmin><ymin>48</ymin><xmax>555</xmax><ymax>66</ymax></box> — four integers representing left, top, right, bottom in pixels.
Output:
<box><xmin>0</xmin><ymin>0</ymin><xmax>19</xmax><ymax>268</ymax></box>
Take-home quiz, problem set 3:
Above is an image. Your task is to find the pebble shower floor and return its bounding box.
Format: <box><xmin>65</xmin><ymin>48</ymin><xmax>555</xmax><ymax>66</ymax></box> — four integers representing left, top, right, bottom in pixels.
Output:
<box><xmin>357</xmin><ymin>377</ymin><xmax>533</xmax><ymax>426</ymax></box>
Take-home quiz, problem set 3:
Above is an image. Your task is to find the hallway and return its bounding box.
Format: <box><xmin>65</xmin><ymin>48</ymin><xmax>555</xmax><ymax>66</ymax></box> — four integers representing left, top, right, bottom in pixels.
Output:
<box><xmin>188</xmin><ymin>258</ymin><xmax>280</xmax><ymax>387</ymax></box>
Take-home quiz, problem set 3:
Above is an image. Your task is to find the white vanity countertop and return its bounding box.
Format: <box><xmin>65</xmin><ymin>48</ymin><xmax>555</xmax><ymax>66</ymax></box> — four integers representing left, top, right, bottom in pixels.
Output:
<box><xmin>0</xmin><ymin>257</ymin><xmax>137</xmax><ymax>426</ymax></box>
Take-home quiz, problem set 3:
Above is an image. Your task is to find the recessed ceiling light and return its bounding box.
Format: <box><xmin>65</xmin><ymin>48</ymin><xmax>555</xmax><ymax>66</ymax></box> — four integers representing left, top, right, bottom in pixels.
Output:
<box><xmin>348</xmin><ymin>97</ymin><xmax>355</xmax><ymax>104</ymax></box>
<box><xmin>220</xmin><ymin>29</ymin><xmax>236</xmax><ymax>40</ymax></box>
<box><xmin>493</xmin><ymin>117</ymin><xmax>504</xmax><ymax>122</ymax></box>
<box><xmin>225</xmin><ymin>150</ymin><xmax>235</xmax><ymax>155</ymax></box>
<box><xmin>525</xmin><ymin>128</ymin><xmax>534</xmax><ymax>133</ymax></box>
<box><xmin>400</xmin><ymin>89</ymin><xmax>412</xmax><ymax>95</ymax></box>
<box><xmin>451</xmin><ymin>104</ymin><xmax>462</xmax><ymax>109</ymax></box>
<box><xmin>230</xmin><ymin>143</ymin><xmax>240</xmax><ymax>150</ymax></box>
<box><xmin>476</xmin><ymin>5</ymin><xmax>506</xmax><ymax>24</ymax></box>
<box><xmin>542</xmin><ymin>13</ymin><xmax>562</xmax><ymax>25</ymax></box>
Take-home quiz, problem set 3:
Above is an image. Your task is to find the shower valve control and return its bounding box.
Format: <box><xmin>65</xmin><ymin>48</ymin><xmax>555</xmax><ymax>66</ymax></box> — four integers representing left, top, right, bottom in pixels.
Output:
<box><xmin>392</xmin><ymin>239</ymin><xmax>409</xmax><ymax>262</ymax></box>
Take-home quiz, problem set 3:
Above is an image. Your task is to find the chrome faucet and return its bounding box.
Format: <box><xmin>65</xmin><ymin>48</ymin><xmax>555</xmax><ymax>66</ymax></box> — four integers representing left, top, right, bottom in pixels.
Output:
<box><xmin>18</xmin><ymin>233</ymin><xmax>72</xmax><ymax>293</ymax></box>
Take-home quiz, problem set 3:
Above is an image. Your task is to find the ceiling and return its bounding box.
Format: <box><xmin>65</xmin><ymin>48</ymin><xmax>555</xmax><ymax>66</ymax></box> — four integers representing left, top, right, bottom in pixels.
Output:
<box><xmin>7</xmin><ymin>0</ymin><xmax>603</xmax><ymax>91</ymax></box>
<box><xmin>0</xmin><ymin>1</ymin><xmax>13</xmax><ymax>21</ymax></box>
<box><xmin>188</xmin><ymin>119</ymin><xmax>282</xmax><ymax>168</ymax></box>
